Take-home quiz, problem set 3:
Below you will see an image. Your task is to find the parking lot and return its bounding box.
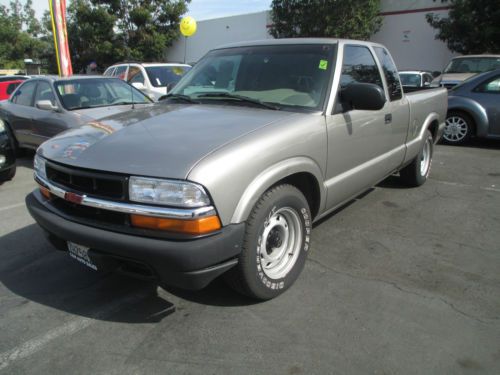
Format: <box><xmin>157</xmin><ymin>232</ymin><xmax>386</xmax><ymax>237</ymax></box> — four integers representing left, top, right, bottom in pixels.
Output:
<box><xmin>1</xmin><ymin>141</ymin><xmax>499</xmax><ymax>374</ymax></box>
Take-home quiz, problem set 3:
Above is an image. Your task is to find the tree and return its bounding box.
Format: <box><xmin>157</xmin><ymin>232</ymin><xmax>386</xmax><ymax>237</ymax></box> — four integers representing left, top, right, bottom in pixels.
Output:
<box><xmin>269</xmin><ymin>0</ymin><xmax>382</xmax><ymax>40</ymax></box>
<box><xmin>426</xmin><ymin>0</ymin><xmax>500</xmax><ymax>54</ymax></box>
<box><xmin>0</xmin><ymin>0</ymin><xmax>49</xmax><ymax>70</ymax></box>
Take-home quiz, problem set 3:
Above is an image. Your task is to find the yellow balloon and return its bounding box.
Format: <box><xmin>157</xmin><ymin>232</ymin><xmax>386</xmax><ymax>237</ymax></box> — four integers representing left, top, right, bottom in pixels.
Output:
<box><xmin>180</xmin><ymin>16</ymin><xmax>197</xmax><ymax>37</ymax></box>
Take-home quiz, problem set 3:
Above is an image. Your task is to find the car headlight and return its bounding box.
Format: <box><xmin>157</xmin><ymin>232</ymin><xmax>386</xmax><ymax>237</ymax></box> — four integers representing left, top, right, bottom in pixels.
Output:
<box><xmin>0</xmin><ymin>119</ymin><xmax>5</xmax><ymax>133</ymax></box>
<box><xmin>129</xmin><ymin>176</ymin><xmax>211</xmax><ymax>208</ymax></box>
<box><xmin>34</xmin><ymin>154</ymin><xmax>47</xmax><ymax>181</ymax></box>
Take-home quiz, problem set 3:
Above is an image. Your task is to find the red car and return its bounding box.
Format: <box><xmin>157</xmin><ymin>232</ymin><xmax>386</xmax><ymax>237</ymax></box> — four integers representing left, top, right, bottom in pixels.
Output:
<box><xmin>0</xmin><ymin>76</ymin><xmax>29</xmax><ymax>101</ymax></box>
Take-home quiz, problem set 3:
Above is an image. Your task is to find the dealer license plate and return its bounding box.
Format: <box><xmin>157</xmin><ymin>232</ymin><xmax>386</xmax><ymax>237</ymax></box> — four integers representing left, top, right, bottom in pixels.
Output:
<box><xmin>67</xmin><ymin>242</ymin><xmax>97</xmax><ymax>270</ymax></box>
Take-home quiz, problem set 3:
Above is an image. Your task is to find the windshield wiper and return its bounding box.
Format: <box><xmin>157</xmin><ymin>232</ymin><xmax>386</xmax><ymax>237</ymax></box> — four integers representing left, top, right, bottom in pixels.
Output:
<box><xmin>159</xmin><ymin>93</ymin><xmax>200</xmax><ymax>104</ymax></box>
<box><xmin>196</xmin><ymin>92</ymin><xmax>281</xmax><ymax>110</ymax></box>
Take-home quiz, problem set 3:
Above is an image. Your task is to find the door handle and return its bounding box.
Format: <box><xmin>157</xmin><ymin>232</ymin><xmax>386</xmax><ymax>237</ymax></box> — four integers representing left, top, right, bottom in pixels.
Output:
<box><xmin>385</xmin><ymin>114</ymin><xmax>392</xmax><ymax>124</ymax></box>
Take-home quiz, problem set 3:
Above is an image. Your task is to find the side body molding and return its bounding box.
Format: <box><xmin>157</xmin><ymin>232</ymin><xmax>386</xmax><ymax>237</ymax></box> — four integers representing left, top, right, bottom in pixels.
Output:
<box><xmin>230</xmin><ymin>157</ymin><xmax>326</xmax><ymax>224</ymax></box>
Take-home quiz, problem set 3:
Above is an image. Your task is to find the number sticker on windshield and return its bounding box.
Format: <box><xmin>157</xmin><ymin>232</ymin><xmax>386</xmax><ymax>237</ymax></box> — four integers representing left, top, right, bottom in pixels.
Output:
<box><xmin>319</xmin><ymin>60</ymin><xmax>328</xmax><ymax>70</ymax></box>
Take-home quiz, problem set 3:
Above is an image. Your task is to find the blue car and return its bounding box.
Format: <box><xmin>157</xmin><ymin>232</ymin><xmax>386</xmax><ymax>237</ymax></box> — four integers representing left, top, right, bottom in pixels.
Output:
<box><xmin>444</xmin><ymin>69</ymin><xmax>500</xmax><ymax>144</ymax></box>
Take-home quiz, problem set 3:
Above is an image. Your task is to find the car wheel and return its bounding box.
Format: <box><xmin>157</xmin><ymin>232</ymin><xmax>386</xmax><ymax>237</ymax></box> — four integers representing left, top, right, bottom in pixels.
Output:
<box><xmin>442</xmin><ymin>111</ymin><xmax>474</xmax><ymax>145</ymax></box>
<box><xmin>0</xmin><ymin>165</ymin><xmax>16</xmax><ymax>182</ymax></box>
<box><xmin>400</xmin><ymin>130</ymin><xmax>433</xmax><ymax>187</ymax></box>
<box><xmin>225</xmin><ymin>184</ymin><xmax>312</xmax><ymax>300</ymax></box>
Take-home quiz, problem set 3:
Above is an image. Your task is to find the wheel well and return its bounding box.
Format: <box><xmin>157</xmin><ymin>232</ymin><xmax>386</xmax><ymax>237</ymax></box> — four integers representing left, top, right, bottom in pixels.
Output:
<box><xmin>447</xmin><ymin>109</ymin><xmax>476</xmax><ymax>135</ymax></box>
<box><xmin>276</xmin><ymin>172</ymin><xmax>321</xmax><ymax>219</ymax></box>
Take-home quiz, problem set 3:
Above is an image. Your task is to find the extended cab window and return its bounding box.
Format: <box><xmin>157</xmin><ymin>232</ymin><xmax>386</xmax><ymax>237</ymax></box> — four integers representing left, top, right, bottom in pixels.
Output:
<box><xmin>340</xmin><ymin>45</ymin><xmax>383</xmax><ymax>89</ymax></box>
<box><xmin>374</xmin><ymin>47</ymin><xmax>402</xmax><ymax>101</ymax></box>
<box><xmin>475</xmin><ymin>75</ymin><xmax>500</xmax><ymax>93</ymax></box>
<box><xmin>11</xmin><ymin>81</ymin><xmax>37</xmax><ymax>106</ymax></box>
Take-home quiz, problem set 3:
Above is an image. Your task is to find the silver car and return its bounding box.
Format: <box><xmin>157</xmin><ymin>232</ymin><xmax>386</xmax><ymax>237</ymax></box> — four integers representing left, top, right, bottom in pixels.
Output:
<box><xmin>444</xmin><ymin>69</ymin><xmax>500</xmax><ymax>144</ymax></box>
<box><xmin>0</xmin><ymin>76</ymin><xmax>152</xmax><ymax>151</ymax></box>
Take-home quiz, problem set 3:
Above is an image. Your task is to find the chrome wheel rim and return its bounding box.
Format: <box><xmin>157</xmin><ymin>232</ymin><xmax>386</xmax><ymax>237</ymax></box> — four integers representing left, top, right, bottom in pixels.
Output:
<box><xmin>259</xmin><ymin>207</ymin><xmax>303</xmax><ymax>280</ymax></box>
<box><xmin>420</xmin><ymin>138</ymin><xmax>431</xmax><ymax>176</ymax></box>
<box><xmin>444</xmin><ymin>116</ymin><xmax>468</xmax><ymax>142</ymax></box>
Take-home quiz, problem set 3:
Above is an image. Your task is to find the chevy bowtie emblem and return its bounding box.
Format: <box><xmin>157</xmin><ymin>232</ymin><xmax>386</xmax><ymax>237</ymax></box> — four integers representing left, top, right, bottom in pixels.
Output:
<box><xmin>65</xmin><ymin>192</ymin><xmax>84</xmax><ymax>204</ymax></box>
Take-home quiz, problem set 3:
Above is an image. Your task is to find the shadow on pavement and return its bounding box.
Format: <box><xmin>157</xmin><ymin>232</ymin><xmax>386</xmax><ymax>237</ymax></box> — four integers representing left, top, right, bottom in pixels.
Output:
<box><xmin>0</xmin><ymin>223</ymin><xmax>175</xmax><ymax>323</ymax></box>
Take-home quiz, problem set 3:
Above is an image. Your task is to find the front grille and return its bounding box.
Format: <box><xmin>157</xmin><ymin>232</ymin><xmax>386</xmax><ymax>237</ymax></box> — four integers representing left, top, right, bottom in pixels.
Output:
<box><xmin>46</xmin><ymin>161</ymin><xmax>127</xmax><ymax>200</ymax></box>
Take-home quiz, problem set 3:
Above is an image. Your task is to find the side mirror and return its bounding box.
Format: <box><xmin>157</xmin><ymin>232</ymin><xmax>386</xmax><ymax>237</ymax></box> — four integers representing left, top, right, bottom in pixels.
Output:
<box><xmin>36</xmin><ymin>100</ymin><xmax>59</xmax><ymax>111</ymax></box>
<box><xmin>340</xmin><ymin>83</ymin><xmax>386</xmax><ymax>111</ymax></box>
<box><xmin>131</xmin><ymin>82</ymin><xmax>146</xmax><ymax>91</ymax></box>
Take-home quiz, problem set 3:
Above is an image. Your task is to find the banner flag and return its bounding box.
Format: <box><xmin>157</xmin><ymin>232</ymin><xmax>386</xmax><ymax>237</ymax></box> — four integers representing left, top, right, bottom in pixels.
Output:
<box><xmin>49</xmin><ymin>0</ymin><xmax>73</xmax><ymax>76</ymax></box>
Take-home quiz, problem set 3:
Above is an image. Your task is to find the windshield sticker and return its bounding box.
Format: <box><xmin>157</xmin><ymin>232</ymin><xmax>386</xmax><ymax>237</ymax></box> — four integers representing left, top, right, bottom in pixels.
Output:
<box><xmin>319</xmin><ymin>60</ymin><xmax>328</xmax><ymax>70</ymax></box>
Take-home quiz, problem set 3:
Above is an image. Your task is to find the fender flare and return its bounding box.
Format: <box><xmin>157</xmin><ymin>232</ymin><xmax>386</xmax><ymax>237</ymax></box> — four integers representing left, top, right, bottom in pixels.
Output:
<box><xmin>230</xmin><ymin>156</ymin><xmax>325</xmax><ymax>224</ymax></box>
<box><xmin>448</xmin><ymin>96</ymin><xmax>489</xmax><ymax>137</ymax></box>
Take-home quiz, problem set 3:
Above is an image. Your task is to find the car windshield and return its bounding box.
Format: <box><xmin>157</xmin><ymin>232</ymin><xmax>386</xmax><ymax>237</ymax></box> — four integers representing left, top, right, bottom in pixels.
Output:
<box><xmin>444</xmin><ymin>57</ymin><xmax>500</xmax><ymax>74</ymax></box>
<box><xmin>54</xmin><ymin>78</ymin><xmax>151</xmax><ymax>110</ymax></box>
<box><xmin>399</xmin><ymin>73</ymin><xmax>421</xmax><ymax>87</ymax></box>
<box><xmin>145</xmin><ymin>66</ymin><xmax>191</xmax><ymax>87</ymax></box>
<box><xmin>170</xmin><ymin>44</ymin><xmax>336</xmax><ymax>112</ymax></box>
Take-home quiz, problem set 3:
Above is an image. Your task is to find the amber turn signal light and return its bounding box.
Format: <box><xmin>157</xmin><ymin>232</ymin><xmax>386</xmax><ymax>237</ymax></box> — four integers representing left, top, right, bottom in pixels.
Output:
<box><xmin>130</xmin><ymin>214</ymin><xmax>221</xmax><ymax>235</ymax></box>
<box><xmin>39</xmin><ymin>186</ymin><xmax>51</xmax><ymax>199</ymax></box>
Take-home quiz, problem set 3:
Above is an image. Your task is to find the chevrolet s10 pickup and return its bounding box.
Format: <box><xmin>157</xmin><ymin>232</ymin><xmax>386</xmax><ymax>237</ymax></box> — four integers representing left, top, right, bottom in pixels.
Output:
<box><xmin>26</xmin><ymin>39</ymin><xmax>447</xmax><ymax>300</ymax></box>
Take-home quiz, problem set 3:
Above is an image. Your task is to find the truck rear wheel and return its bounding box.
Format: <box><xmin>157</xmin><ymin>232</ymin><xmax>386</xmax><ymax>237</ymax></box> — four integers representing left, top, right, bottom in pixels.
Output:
<box><xmin>400</xmin><ymin>130</ymin><xmax>433</xmax><ymax>187</ymax></box>
<box><xmin>225</xmin><ymin>184</ymin><xmax>312</xmax><ymax>300</ymax></box>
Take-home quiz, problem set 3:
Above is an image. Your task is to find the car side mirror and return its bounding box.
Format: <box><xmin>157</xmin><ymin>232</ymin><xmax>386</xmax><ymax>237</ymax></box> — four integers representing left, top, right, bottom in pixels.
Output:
<box><xmin>131</xmin><ymin>82</ymin><xmax>146</xmax><ymax>91</ymax></box>
<box><xmin>36</xmin><ymin>100</ymin><xmax>59</xmax><ymax>112</ymax></box>
<box><xmin>340</xmin><ymin>83</ymin><xmax>386</xmax><ymax>111</ymax></box>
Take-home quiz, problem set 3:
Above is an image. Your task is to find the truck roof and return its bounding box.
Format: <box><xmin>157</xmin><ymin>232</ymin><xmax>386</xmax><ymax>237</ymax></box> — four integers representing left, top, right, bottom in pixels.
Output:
<box><xmin>216</xmin><ymin>38</ymin><xmax>385</xmax><ymax>50</ymax></box>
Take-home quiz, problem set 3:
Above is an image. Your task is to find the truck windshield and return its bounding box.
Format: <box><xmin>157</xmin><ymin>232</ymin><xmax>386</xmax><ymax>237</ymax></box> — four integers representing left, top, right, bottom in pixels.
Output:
<box><xmin>444</xmin><ymin>57</ymin><xmax>500</xmax><ymax>74</ymax></box>
<box><xmin>171</xmin><ymin>44</ymin><xmax>336</xmax><ymax>111</ymax></box>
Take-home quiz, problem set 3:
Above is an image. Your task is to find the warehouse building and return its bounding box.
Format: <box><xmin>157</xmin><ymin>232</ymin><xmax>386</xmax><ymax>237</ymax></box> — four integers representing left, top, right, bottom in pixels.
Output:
<box><xmin>166</xmin><ymin>0</ymin><xmax>455</xmax><ymax>72</ymax></box>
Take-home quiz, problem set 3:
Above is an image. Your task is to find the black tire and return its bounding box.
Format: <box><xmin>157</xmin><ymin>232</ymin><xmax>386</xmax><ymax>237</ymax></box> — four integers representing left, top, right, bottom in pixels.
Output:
<box><xmin>0</xmin><ymin>165</ymin><xmax>16</xmax><ymax>182</ymax></box>
<box><xmin>442</xmin><ymin>110</ymin><xmax>474</xmax><ymax>145</ymax></box>
<box><xmin>400</xmin><ymin>130</ymin><xmax>433</xmax><ymax>187</ymax></box>
<box><xmin>225</xmin><ymin>184</ymin><xmax>312</xmax><ymax>300</ymax></box>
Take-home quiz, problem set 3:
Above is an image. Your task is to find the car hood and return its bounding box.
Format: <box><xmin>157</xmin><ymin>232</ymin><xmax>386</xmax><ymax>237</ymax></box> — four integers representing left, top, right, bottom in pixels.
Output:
<box><xmin>38</xmin><ymin>103</ymin><xmax>296</xmax><ymax>179</ymax></box>
<box><xmin>72</xmin><ymin>103</ymin><xmax>153</xmax><ymax>122</ymax></box>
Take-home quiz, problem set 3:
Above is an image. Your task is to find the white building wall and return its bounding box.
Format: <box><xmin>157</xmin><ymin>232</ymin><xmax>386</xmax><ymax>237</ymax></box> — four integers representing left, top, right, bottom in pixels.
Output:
<box><xmin>371</xmin><ymin>9</ymin><xmax>455</xmax><ymax>71</ymax></box>
<box><xmin>166</xmin><ymin>2</ymin><xmax>455</xmax><ymax>71</ymax></box>
<box><xmin>166</xmin><ymin>11</ymin><xmax>271</xmax><ymax>63</ymax></box>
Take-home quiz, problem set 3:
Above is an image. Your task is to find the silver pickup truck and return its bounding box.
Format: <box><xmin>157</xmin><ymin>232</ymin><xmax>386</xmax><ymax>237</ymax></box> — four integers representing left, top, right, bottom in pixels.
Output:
<box><xmin>26</xmin><ymin>39</ymin><xmax>447</xmax><ymax>300</ymax></box>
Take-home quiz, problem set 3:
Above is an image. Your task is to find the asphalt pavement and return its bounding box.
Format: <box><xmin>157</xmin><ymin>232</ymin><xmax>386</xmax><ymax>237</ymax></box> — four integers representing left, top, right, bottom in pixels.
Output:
<box><xmin>1</xmin><ymin>142</ymin><xmax>499</xmax><ymax>374</ymax></box>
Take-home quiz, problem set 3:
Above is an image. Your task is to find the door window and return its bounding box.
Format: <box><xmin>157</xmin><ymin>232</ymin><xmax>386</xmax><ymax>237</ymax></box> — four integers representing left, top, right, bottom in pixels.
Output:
<box><xmin>373</xmin><ymin>47</ymin><xmax>402</xmax><ymax>101</ymax></box>
<box><xmin>34</xmin><ymin>81</ymin><xmax>56</xmax><ymax>106</ymax></box>
<box><xmin>11</xmin><ymin>81</ymin><xmax>37</xmax><ymax>106</ymax></box>
<box><xmin>340</xmin><ymin>45</ymin><xmax>383</xmax><ymax>89</ymax></box>
<box><xmin>127</xmin><ymin>66</ymin><xmax>145</xmax><ymax>85</ymax></box>
<box><xmin>474</xmin><ymin>76</ymin><xmax>500</xmax><ymax>93</ymax></box>
<box><xmin>114</xmin><ymin>65</ymin><xmax>127</xmax><ymax>80</ymax></box>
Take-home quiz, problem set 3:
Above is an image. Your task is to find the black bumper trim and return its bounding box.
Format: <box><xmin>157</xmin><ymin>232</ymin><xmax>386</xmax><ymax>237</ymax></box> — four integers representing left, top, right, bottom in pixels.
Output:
<box><xmin>26</xmin><ymin>192</ymin><xmax>245</xmax><ymax>290</ymax></box>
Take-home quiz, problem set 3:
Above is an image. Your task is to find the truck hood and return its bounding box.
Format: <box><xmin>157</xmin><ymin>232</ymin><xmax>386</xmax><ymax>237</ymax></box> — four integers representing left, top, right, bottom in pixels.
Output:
<box><xmin>38</xmin><ymin>103</ymin><xmax>296</xmax><ymax>179</ymax></box>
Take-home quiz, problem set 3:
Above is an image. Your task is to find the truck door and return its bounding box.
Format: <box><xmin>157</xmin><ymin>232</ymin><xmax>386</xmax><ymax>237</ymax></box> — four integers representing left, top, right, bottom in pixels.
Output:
<box><xmin>373</xmin><ymin>46</ymin><xmax>410</xmax><ymax>153</ymax></box>
<box><xmin>324</xmin><ymin>44</ymin><xmax>403</xmax><ymax>209</ymax></box>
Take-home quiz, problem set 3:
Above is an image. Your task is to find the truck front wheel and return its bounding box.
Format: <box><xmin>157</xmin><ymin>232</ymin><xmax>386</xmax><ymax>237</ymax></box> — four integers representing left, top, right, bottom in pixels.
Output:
<box><xmin>225</xmin><ymin>184</ymin><xmax>312</xmax><ymax>300</ymax></box>
<box><xmin>400</xmin><ymin>130</ymin><xmax>433</xmax><ymax>187</ymax></box>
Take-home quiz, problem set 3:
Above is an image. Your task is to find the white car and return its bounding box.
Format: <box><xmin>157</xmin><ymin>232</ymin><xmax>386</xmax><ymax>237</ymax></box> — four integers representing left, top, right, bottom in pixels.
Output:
<box><xmin>103</xmin><ymin>62</ymin><xmax>191</xmax><ymax>101</ymax></box>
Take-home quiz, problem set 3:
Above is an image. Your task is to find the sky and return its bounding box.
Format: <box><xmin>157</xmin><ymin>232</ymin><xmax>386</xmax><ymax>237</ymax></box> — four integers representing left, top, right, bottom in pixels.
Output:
<box><xmin>0</xmin><ymin>0</ymin><xmax>272</xmax><ymax>21</ymax></box>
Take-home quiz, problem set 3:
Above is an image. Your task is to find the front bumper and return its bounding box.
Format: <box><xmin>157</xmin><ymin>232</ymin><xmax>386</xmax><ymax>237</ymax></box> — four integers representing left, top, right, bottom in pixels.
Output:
<box><xmin>26</xmin><ymin>191</ymin><xmax>245</xmax><ymax>290</ymax></box>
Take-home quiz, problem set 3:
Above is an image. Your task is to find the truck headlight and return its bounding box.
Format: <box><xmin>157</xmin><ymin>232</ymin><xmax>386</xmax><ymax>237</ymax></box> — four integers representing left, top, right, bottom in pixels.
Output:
<box><xmin>129</xmin><ymin>176</ymin><xmax>210</xmax><ymax>208</ymax></box>
<box><xmin>34</xmin><ymin>154</ymin><xmax>47</xmax><ymax>181</ymax></box>
<box><xmin>0</xmin><ymin>119</ymin><xmax>6</xmax><ymax>133</ymax></box>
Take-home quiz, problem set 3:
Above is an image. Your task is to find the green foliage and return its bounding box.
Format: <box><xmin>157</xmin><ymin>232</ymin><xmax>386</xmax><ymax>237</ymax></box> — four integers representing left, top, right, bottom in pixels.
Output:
<box><xmin>426</xmin><ymin>0</ymin><xmax>500</xmax><ymax>54</ymax></box>
<box><xmin>0</xmin><ymin>0</ymin><xmax>49</xmax><ymax>70</ymax></box>
<box><xmin>270</xmin><ymin>0</ymin><xmax>382</xmax><ymax>40</ymax></box>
